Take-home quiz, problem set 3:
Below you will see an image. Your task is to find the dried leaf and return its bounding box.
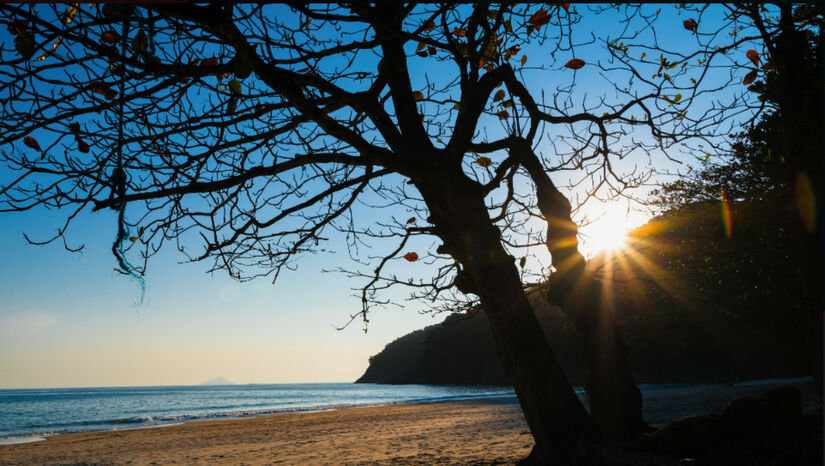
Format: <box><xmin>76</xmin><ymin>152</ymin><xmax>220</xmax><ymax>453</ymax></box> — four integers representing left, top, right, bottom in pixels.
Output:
<box><xmin>564</xmin><ymin>58</ymin><xmax>585</xmax><ymax>70</ymax></box>
<box><xmin>416</xmin><ymin>42</ymin><xmax>426</xmax><ymax>52</ymax></box>
<box><xmin>528</xmin><ymin>9</ymin><xmax>550</xmax><ymax>30</ymax></box>
<box><xmin>14</xmin><ymin>33</ymin><xmax>35</xmax><ymax>60</ymax></box>
<box><xmin>746</xmin><ymin>49</ymin><xmax>759</xmax><ymax>67</ymax></box>
<box><xmin>474</xmin><ymin>156</ymin><xmax>493</xmax><ymax>167</ymax></box>
<box><xmin>742</xmin><ymin>69</ymin><xmax>757</xmax><ymax>85</ymax></box>
<box><xmin>77</xmin><ymin>139</ymin><xmax>90</xmax><ymax>153</ymax></box>
<box><xmin>406</xmin><ymin>217</ymin><xmax>416</xmax><ymax>224</ymax></box>
<box><xmin>493</xmin><ymin>89</ymin><xmax>506</xmax><ymax>102</ymax></box>
<box><xmin>101</xmin><ymin>30</ymin><xmax>120</xmax><ymax>45</ymax></box>
<box><xmin>412</xmin><ymin>90</ymin><xmax>424</xmax><ymax>101</ymax></box>
<box><xmin>427</xmin><ymin>45</ymin><xmax>436</xmax><ymax>55</ymax></box>
<box><xmin>403</xmin><ymin>252</ymin><xmax>419</xmax><ymax>262</ymax></box>
<box><xmin>201</xmin><ymin>57</ymin><xmax>219</xmax><ymax>67</ymax></box>
<box><xmin>415</xmin><ymin>51</ymin><xmax>428</xmax><ymax>58</ymax></box>
<box><xmin>452</xmin><ymin>27</ymin><xmax>467</xmax><ymax>37</ymax></box>
<box><xmin>7</xmin><ymin>19</ymin><xmax>28</xmax><ymax>36</ymax></box>
<box><xmin>562</xmin><ymin>3</ymin><xmax>570</xmax><ymax>11</ymax></box>
<box><xmin>62</xmin><ymin>5</ymin><xmax>78</xmax><ymax>24</ymax></box>
<box><xmin>128</xmin><ymin>236</ymin><xmax>138</xmax><ymax>243</ymax></box>
<box><xmin>228</xmin><ymin>79</ymin><xmax>242</xmax><ymax>95</ymax></box>
<box><xmin>495</xmin><ymin>110</ymin><xmax>509</xmax><ymax>120</ymax></box>
<box><xmin>519</xmin><ymin>257</ymin><xmax>527</xmax><ymax>268</ymax></box>
<box><xmin>35</xmin><ymin>36</ymin><xmax>63</xmax><ymax>62</ymax></box>
<box><xmin>683</xmin><ymin>18</ymin><xmax>698</xmax><ymax>32</ymax></box>
<box><xmin>90</xmin><ymin>84</ymin><xmax>117</xmax><ymax>100</ymax></box>
<box><xmin>520</xmin><ymin>55</ymin><xmax>528</xmax><ymax>66</ymax></box>
<box><xmin>23</xmin><ymin>136</ymin><xmax>41</xmax><ymax>151</ymax></box>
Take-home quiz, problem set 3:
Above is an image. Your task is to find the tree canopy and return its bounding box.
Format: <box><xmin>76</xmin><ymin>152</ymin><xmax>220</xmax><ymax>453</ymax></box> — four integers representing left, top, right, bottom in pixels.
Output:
<box><xmin>0</xmin><ymin>3</ymin><xmax>814</xmax><ymax>463</ymax></box>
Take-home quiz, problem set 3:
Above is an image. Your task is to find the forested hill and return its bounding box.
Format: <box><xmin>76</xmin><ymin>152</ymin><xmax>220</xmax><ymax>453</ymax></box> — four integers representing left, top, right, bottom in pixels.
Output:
<box><xmin>357</xmin><ymin>200</ymin><xmax>810</xmax><ymax>386</ymax></box>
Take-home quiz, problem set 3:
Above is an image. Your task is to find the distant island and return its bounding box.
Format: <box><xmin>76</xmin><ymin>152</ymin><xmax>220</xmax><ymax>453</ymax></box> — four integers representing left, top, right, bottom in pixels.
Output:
<box><xmin>201</xmin><ymin>376</ymin><xmax>235</xmax><ymax>386</ymax></box>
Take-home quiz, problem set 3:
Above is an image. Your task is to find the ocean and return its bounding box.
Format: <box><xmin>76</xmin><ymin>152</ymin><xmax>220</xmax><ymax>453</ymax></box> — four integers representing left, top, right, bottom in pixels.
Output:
<box><xmin>0</xmin><ymin>383</ymin><xmax>517</xmax><ymax>443</ymax></box>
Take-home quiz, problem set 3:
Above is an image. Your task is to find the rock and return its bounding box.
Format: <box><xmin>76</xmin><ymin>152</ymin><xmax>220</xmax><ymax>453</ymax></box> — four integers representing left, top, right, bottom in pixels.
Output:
<box><xmin>757</xmin><ymin>386</ymin><xmax>802</xmax><ymax>420</ymax></box>
<box><xmin>721</xmin><ymin>387</ymin><xmax>802</xmax><ymax>436</ymax></box>
<box><xmin>720</xmin><ymin>396</ymin><xmax>768</xmax><ymax>435</ymax></box>
<box><xmin>644</xmin><ymin>414</ymin><xmax>722</xmax><ymax>457</ymax></box>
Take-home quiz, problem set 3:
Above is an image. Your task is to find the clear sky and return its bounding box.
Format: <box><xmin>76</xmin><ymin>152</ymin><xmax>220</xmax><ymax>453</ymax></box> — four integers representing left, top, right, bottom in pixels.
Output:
<box><xmin>0</xmin><ymin>4</ymin><xmax>757</xmax><ymax>388</ymax></box>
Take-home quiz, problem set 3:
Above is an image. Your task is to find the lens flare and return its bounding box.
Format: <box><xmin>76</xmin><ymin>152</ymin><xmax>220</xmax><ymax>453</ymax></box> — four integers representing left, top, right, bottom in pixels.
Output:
<box><xmin>720</xmin><ymin>191</ymin><xmax>732</xmax><ymax>239</ymax></box>
<box><xmin>795</xmin><ymin>171</ymin><xmax>816</xmax><ymax>233</ymax></box>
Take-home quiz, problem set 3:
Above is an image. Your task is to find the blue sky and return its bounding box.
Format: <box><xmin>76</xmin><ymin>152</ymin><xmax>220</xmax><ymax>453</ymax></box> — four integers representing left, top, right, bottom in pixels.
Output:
<box><xmin>0</xmin><ymin>4</ymin><xmax>761</xmax><ymax>388</ymax></box>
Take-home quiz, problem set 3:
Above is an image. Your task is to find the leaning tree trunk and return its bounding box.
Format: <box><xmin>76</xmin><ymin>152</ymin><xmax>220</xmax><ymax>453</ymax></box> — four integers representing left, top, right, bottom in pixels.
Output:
<box><xmin>513</xmin><ymin>141</ymin><xmax>648</xmax><ymax>440</ymax></box>
<box><xmin>416</xmin><ymin>175</ymin><xmax>597</xmax><ymax>465</ymax></box>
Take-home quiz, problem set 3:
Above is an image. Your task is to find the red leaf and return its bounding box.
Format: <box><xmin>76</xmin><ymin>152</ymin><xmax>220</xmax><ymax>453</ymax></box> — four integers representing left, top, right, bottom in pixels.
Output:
<box><xmin>452</xmin><ymin>27</ymin><xmax>467</xmax><ymax>37</ymax></box>
<box><xmin>683</xmin><ymin>19</ymin><xmax>698</xmax><ymax>32</ymax></box>
<box><xmin>528</xmin><ymin>9</ymin><xmax>550</xmax><ymax>30</ymax></box>
<box><xmin>415</xmin><ymin>51</ymin><xmax>428</xmax><ymax>58</ymax></box>
<box><xmin>427</xmin><ymin>46</ymin><xmax>436</xmax><ymax>55</ymax></box>
<box><xmin>406</xmin><ymin>217</ymin><xmax>416</xmax><ymax>224</ymax></box>
<box><xmin>101</xmin><ymin>30</ymin><xmax>120</xmax><ymax>45</ymax></box>
<box><xmin>200</xmin><ymin>57</ymin><xmax>219</xmax><ymax>67</ymax></box>
<box><xmin>742</xmin><ymin>69</ymin><xmax>757</xmax><ymax>85</ymax></box>
<box><xmin>403</xmin><ymin>252</ymin><xmax>419</xmax><ymax>262</ymax></box>
<box><xmin>8</xmin><ymin>19</ymin><xmax>28</xmax><ymax>36</ymax></box>
<box><xmin>77</xmin><ymin>139</ymin><xmax>90</xmax><ymax>153</ymax></box>
<box><xmin>90</xmin><ymin>84</ymin><xmax>118</xmax><ymax>100</ymax></box>
<box><xmin>562</xmin><ymin>4</ymin><xmax>570</xmax><ymax>12</ymax></box>
<box><xmin>23</xmin><ymin>136</ymin><xmax>41</xmax><ymax>151</ymax></box>
<box><xmin>746</xmin><ymin>49</ymin><xmax>759</xmax><ymax>67</ymax></box>
<box><xmin>564</xmin><ymin>58</ymin><xmax>585</xmax><ymax>70</ymax></box>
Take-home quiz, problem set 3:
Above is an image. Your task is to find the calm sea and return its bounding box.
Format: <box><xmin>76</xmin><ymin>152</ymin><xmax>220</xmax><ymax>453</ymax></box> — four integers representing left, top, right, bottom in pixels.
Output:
<box><xmin>0</xmin><ymin>383</ymin><xmax>516</xmax><ymax>442</ymax></box>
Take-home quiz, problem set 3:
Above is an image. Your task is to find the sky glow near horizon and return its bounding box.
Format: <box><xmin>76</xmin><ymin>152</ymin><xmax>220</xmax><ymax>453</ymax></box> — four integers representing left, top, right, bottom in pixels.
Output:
<box><xmin>0</xmin><ymin>4</ymin><xmax>761</xmax><ymax>388</ymax></box>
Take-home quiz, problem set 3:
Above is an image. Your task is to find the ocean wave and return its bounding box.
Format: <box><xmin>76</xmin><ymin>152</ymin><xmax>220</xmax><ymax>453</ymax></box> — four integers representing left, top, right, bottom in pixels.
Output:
<box><xmin>2</xmin><ymin>389</ymin><xmax>517</xmax><ymax>439</ymax></box>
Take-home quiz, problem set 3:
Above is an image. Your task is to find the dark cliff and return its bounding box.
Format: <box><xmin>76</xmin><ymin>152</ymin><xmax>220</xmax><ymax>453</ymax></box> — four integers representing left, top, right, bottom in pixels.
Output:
<box><xmin>357</xmin><ymin>200</ymin><xmax>810</xmax><ymax>386</ymax></box>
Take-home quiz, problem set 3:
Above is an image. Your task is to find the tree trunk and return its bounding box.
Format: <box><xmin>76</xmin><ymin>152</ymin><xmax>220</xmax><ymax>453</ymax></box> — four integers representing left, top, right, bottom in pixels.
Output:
<box><xmin>513</xmin><ymin>141</ymin><xmax>648</xmax><ymax>439</ymax></box>
<box><xmin>774</xmin><ymin>6</ymin><xmax>824</xmax><ymax>395</ymax></box>
<box><xmin>416</xmin><ymin>175</ymin><xmax>597</xmax><ymax>465</ymax></box>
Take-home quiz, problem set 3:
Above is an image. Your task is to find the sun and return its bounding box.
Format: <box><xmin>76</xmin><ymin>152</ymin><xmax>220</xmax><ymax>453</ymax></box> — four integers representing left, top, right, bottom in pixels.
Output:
<box><xmin>581</xmin><ymin>210</ymin><xmax>630</xmax><ymax>257</ymax></box>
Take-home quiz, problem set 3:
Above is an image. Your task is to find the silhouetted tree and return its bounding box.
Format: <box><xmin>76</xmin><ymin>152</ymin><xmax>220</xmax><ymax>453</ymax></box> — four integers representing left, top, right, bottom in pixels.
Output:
<box><xmin>647</xmin><ymin>3</ymin><xmax>823</xmax><ymax>392</ymax></box>
<box><xmin>0</xmin><ymin>4</ymin><xmax>787</xmax><ymax>463</ymax></box>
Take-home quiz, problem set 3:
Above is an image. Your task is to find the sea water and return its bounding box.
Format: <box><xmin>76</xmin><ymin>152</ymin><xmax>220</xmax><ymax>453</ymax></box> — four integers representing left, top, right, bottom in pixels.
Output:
<box><xmin>0</xmin><ymin>383</ymin><xmax>516</xmax><ymax>442</ymax></box>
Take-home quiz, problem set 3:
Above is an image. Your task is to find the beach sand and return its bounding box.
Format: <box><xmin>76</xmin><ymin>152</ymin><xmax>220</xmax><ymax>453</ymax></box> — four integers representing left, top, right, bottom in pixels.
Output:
<box><xmin>0</xmin><ymin>378</ymin><xmax>819</xmax><ymax>465</ymax></box>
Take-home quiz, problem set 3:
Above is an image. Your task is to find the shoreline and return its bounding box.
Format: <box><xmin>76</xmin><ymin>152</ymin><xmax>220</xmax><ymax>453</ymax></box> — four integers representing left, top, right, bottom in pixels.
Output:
<box><xmin>0</xmin><ymin>377</ymin><xmax>819</xmax><ymax>465</ymax></box>
<box><xmin>0</xmin><ymin>391</ymin><xmax>519</xmax><ymax>444</ymax></box>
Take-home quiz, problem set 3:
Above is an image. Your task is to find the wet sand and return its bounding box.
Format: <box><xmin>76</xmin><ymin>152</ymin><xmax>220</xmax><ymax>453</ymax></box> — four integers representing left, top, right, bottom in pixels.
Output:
<box><xmin>0</xmin><ymin>378</ymin><xmax>818</xmax><ymax>465</ymax></box>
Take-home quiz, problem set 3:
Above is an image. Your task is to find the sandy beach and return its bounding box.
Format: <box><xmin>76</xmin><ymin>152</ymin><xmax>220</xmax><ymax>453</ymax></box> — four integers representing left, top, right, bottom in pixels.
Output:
<box><xmin>0</xmin><ymin>378</ymin><xmax>819</xmax><ymax>465</ymax></box>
